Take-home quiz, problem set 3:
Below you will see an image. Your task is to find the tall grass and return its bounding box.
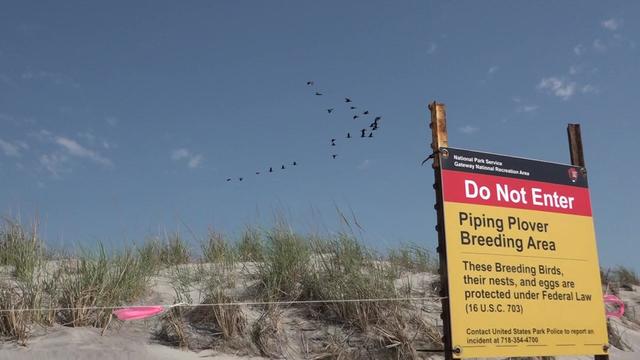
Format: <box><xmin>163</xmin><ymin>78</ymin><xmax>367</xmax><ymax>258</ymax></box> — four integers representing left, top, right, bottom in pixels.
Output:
<box><xmin>202</xmin><ymin>231</ymin><xmax>236</xmax><ymax>266</ymax></box>
<box><xmin>55</xmin><ymin>244</ymin><xmax>155</xmax><ymax>327</ymax></box>
<box><xmin>387</xmin><ymin>243</ymin><xmax>437</xmax><ymax>275</ymax></box>
<box><xmin>138</xmin><ymin>234</ymin><xmax>191</xmax><ymax>270</ymax></box>
<box><xmin>255</xmin><ymin>226</ymin><xmax>310</xmax><ymax>300</ymax></box>
<box><xmin>611</xmin><ymin>266</ymin><xmax>640</xmax><ymax>286</ymax></box>
<box><xmin>236</xmin><ymin>226</ymin><xmax>263</xmax><ymax>262</ymax></box>
<box><xmin>0</xmin><ymin>219</ymin><xmax>44</xmax><ymax>282</ymax></box>
<box><xmin>302</xmin><ymin>235</ymin><xmax>399</xmax><ymax>331</ymax></box>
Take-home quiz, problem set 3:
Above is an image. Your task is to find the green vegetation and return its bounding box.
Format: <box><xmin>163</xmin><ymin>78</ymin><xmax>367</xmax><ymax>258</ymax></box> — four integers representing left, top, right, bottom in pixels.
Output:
<box><xmin>0</xmin><ymin>217</ymin><xmax>449</xmax><ymax>358</ymax></box>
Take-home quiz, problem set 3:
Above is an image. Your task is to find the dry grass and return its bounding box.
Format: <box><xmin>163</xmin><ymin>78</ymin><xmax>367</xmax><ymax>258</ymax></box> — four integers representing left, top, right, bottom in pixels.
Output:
<box><xmin>1</xmin><ymin>218</ymin><xmax>445</xmax><ymax>359</ymax></box>
<box><xmin>251</xmin><ymin>306</ymin><xmax>284</xmax><ymax>358</ymax></box>
<box><xmin>55</xmin><ymin>245</ymin><xmax>154</xmax><ymax>327</ymax></box>
<box><xmin>255</xmin><ymin>226</ymin><xmax>310</xmax><ymax>300</ymax></box>
<box><xmin>302</xmin><ymin>235</ymin><xmax>399</xmax><ymax>331</ymax></box>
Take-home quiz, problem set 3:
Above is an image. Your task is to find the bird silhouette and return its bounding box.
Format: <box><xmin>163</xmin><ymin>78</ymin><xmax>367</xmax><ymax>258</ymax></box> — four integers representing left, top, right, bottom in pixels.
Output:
<box><xmin>372</xmin><ymin>123</ymin><xmax>379</xmax><ymax>131</ymax></box>
<box><xmin>307</xmin><ymin>81</ymin><xmax>314</xmax><ymax>86</ymax></box>
<box><xmin>332</xmin><ymin>154</ymin><xmax>337</xmax><ymax>159</ymax></box>
<box><xmin>361</xmin><ymin>129</ymin><xmax>366</xmax><ymax>137</ymax></box>
<box><xmin>331</xmin><ymin>139</ymin><xmax>336</xmax><ymax>146</ymax></box>
<box><xmin>256</xmin><ymin>172</ymin><xmax>260</xmax><ymax>175</ymax></box>
<box><xmin>368</xmin><ymin>132</ymin><xmax>373</xmax><ymax>138</ymax></box>
<box><xmin>353</xmin><ymin>115</ymin><xmax>359</xmax><ymax>120</ymax></box>
<box><xmin>347</xmin><ymin>132</ymin><xmax>351</xmax><ymax>138</ymax></box>
<box><xmin>327</xmin><ymin>108</ymin><xmax>334</xmax><ymax>113</ymax></box>
<box><xmin>239</xmin><ymin>177</ymin><xmax>243</xmax><ymax>181</ymax></box>
<box><xmin>226</xmin><ymin>178</ymin><xmax>231</xmax><ymax>182</ymax></box>
<box><xmin>281</xmin><ymin>165</ymin><xmax>285</xmax><ymax>170</ymax></box>
<box><xmin>374</xmin><ymin>116</ymin><xmax>381</xmax><ymax>121</ymax></box>
<box><xmin>345</xmin><ymin>97</ymin><xmax>352</xmax><ymax>103</ymax></box>
<box><xmin>363</xmin><ymin>110</ymin><xmax>369</xmax><ymax>115</ymax></box>
<box><xmin>315</xmin><ymin>92</ymin><xmax>323</xmax><ymax>96</ymax></box>
<box><xmin>350</xmin><ymin>106</ymin><xmax>357</xmax><ymax>110</ymax></box>
<box><xmin>292</xmin><ymin>161</ymin><xmax>297</xmax><ymax>166</ymax></box>
<box><xmin>269</xmin><ymin>167</ymin><xmax>273</xmax><ymax>173</ymax></box>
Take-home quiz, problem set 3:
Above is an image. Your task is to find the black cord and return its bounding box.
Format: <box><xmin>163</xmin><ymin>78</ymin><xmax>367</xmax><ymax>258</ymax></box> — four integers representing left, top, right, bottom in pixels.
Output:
<box><xmin>421</xmin><ymin>153</ymin><xmax>435</xmax><ymax>166</ymax></box>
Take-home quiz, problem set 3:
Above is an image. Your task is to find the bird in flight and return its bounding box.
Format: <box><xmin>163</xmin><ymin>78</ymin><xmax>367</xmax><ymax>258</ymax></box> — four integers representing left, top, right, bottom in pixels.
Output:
<box><xmin>327</xmin><ymin>108</ymin><xmax>334</xmax><ymax>113</ymax></box>
<box><xmin>368</xmin><ymin>132</ymin><xmax>373</xmax><ymax>138</ymax></box>
<box><xmin>331</xmin><ymin>139</ymin><xmax>336</xmax><ymax>146</ymax></box>
<box><xmin>363</xmin><ymin>110</ymin><xmax>369</xmax><ymax>115</ymax></box>
<box><xmin>350</xmin><ymin>106</ymin><xmax>357</xmax><ymax>110</ymax></box>
<box><xmin>347</xmin><ymin>132</ymin><xmax>351</xmax><ymax>138</ymax></box>
<box><xmin>226</xmin><ymin>178</ymin><xmax>231</xmax><ymax>182</ymax></box>
<box><xmin>315</xmin><ymin>92</ymin><xmax>323</xmax><ymax>96</ymax></box>
<box><xmin>307</xmin><ymin>81</ymin><xmax>314</xmax><ymax>86</ymax></box>
<box><xmin>360</xmin><ymin>129</ymin><xmax>366</xmax><ymax>137</ymax></box>
<box><xmin>281</xmin><ymin>165</ymin><xmax>285</xmax><ymax>170</ymax></box>
<box><xmin>345</xmin><ymin>97</ymin><xmax>352</xmax><ymax>103</ymax></box>
<box><xmin>269</xmin><ymin>167</ymin><xmax>273</xmax><ymax>173</ymax></box>
<box><xmin>292</xmin><ymin>161</ymin><xmax>297</xmax><ymax>166</ymax></box>
<box><xmin>374</xmin><ymin>116</ymin><xmax>381</xmax><ymax>121</ymax></box>
<box><xmin>332</xmin><ymin>154</ymin><xmax>337</xmax><ymax>159</ymax></box>
<box><xmin>256</xmin><ymin>172</ymin><xmax>260</xmax><ymax>175</ymax></box>
<box><xmin>353</xmin><ymin>115</ymin><xmax>359</xmax><ymax>120</ymax></box>
<box><xmin>239</xmin><ymin>177</ymin><xmax>243</xmax><ymax>181</ymax></box>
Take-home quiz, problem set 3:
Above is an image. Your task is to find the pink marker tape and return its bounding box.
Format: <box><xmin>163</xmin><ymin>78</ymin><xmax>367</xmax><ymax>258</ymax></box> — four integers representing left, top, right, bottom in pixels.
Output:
<box><xmin>113</xmin><ymin>306</ymin><xmax>166</xmax><ymax>321</ymax></box>
<box><xmin>603</xmin><ymin>294</ymin><xmax>625</xmax><ymax>318</ymax></box>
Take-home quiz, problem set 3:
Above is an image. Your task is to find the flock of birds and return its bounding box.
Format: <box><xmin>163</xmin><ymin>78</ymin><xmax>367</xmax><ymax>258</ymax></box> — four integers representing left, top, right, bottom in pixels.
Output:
<box><xmin>225</xmin><ymin>81</ymin><xmax>383</xmax><ymax>182</ymax></box>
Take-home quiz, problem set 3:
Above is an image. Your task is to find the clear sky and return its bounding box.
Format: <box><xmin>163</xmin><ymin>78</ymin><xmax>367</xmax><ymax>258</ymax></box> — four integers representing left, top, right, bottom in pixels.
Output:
<box><xmin>0</xmin><ymin>1</ymin><xmax>638</xmax><ymax>270</ymax></box>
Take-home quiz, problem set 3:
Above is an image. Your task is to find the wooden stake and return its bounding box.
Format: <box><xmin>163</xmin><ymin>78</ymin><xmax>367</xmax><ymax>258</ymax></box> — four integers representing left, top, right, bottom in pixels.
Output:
<box><xmin>429</xmin><ymin>101</ymin><xmax>453</xmax><ymax>360</ymax></box>
<box><xmin>567</xmin><ymin>123</ymin><xmax>609</xmax><ymax>360</ymax></box>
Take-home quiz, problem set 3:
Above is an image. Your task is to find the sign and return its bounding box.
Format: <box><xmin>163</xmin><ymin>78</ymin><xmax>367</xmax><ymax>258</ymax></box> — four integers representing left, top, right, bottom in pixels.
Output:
<box><xmin>439</xmin><ymin>147</ymin><xmax>608</xmax><ymax>359</ymax></box>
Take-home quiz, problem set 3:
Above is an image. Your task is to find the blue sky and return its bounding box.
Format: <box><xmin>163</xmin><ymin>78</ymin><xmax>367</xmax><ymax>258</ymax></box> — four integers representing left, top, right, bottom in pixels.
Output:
<box><xmin>0</xmin><ymin>1</ymin><xmax>638</xmax><ymax>270</ymax></box>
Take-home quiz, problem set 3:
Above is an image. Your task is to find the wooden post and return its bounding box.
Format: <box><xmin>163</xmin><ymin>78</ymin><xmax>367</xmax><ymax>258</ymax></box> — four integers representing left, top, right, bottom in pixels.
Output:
<box><xmin>567</xmin><ymin>123</ymin><xmax>609</xmax><ymax>360</ymax></box>
<box><xmin>429</xmin><ymin>101</ymin><xmax>453</xmax><ymax>360</ymax></box>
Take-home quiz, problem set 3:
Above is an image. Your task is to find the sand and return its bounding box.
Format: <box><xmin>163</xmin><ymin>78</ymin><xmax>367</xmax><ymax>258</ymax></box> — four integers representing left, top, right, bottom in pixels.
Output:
<box><xmin>0</xmin><ymin>266</ymin><xmax>638</xmax><ymax>360</ymax></box>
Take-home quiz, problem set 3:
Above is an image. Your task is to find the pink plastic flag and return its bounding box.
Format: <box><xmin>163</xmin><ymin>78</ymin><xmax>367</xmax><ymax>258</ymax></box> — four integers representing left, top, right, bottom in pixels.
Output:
<box><xmin>603</xmin><ymin>294</ymin><xmax>625</xmax><ymax>318</ymax></box>
<box><xmin>113</xmin><ymin>306</ymin><xmax>166</xmax><ymax>321</ymax></box>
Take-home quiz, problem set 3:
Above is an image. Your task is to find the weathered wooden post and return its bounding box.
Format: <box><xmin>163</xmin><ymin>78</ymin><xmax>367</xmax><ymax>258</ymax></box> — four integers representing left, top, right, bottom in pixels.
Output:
<box><xmin>567</xmin><ymin>123</ymin><xmax>610</xmax><ymax>360</ymax></box>
<box><xmin>429</xmin><ymin>101</ymin><xmax>454</xmax><ymax>360</ymax></box>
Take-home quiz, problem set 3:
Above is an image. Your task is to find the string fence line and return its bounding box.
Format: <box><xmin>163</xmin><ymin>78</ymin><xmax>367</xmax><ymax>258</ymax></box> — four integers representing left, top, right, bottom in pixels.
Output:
<box><xmin>0</xmin><ymin>295</ymin><xmax>448</xmax><ymax>314</ymax></box>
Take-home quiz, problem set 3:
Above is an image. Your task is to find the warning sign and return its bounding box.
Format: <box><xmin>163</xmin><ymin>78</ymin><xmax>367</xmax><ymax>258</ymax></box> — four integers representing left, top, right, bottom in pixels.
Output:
<box><xmin>439</xmin><ymin>147</ymin><xmax>608</xmax><ymax>359</ymax></box>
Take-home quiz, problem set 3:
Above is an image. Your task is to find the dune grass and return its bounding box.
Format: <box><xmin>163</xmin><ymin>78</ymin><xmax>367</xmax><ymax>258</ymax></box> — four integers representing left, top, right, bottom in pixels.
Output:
<box><xmin>0</xmin><ymin>220</ymin><xmax>160</xmax><ymax>341</ymax></box>
<box><xmin>301</xmin><ymin>235</ymin><xmax>399</xmax><ymax>331</ymax></box>
<box><xmin>254</xmin><ymin>226</ymin><xmax>310</xmax><ymax>301</ymax></box>
<box><xmin>55</xmin><ymin>244</ymin><xmax>155</xmax><ymax>327</ymax></box>
<box><xmin>0</xmin><ymin>217</ymin><xmax>446</xmax><ymax>358</ymax></box>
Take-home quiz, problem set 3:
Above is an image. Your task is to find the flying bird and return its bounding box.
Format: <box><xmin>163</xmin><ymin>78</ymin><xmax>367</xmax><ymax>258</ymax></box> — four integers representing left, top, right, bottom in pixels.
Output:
<box><xmin>226</xmin><ymin>178</ymin><xmax>231</xmax><ymax>182</ymax></box>
<box><xmin>363</xmin><ymin>110</ymin><xmax>369</xmax><ymax>115</ymax></box>
<box><xmin>345</xmin><ymin>97</ymin><xmax>352</xmax><ymax>103</ymax></box>
<box><xmin>374</xmin><ymin>116</ymin><xmax>381</xmax><ymax>121</ymax></box>
<box><xmin>372</xmin><ymin>123</ymin><xmax>379</xmax><ymax>131</ymax></box>
<box><xmin>292</xmin><ymin>161</ymin><xmax>297</xmax><ymax>166</ymax></box>
<box><xmin>256</xmin><ymin>172</ymin><xmax>260</xmax><ymax>175</ymax></box>
<box><xmin>327</xmin><ymin>108</ymin><xmax>334</xmax><ymax>113</ymax></box>
<box><xmin>315</xmin><ymin>92</ymin><xmax>323</xmax><ymax>96</ymax></box>
<box><xmin>332</xmin><ymin>154</ymin><xmax>337</xmax><ymax>159</ymax></box>
<box><xmin>347</xmin><ymin>132</ymin><xmax>351</xmax><ymax>138</ymax></box>
<box><xmin>307</xmin><ymin>81</ymin><xmax>314</xmax><ymax>86</ymax></box>
<box><xmin>281</xmin><ymin>165</ymin><xmax>285</xmax><ymax>170</ymax></box>
<box><xmin>353</xmin><ymin>115</ymin><xmax>359</xmax><ymax>120</ymax></box>
<box><xmin>269</xmin><ymin>167</ymin><xmax>273</xmax><ymax>173</ymax></box>
<box><xmin>239</xmin><ymin>177</ymin><xmax>243</xmax><ymax>181</ymax></box>
<box><xmin>368</xmin><ymin>132</ymin><xmax>373</xmax><ymax>138</ymax></box>
<box><xmin>350</xmin><ymin>106</ymin><xmax>357</xmax><ymax>110</ymax></box>
<box><xmin>331</xmin><ymin>139</ymin><xmax>336</xmax><ymax>146</ymax></box>
<box><xmin>361</xmin><ymin>129</ymin><xmax>366</xmax><ymax>137</ymax></box>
